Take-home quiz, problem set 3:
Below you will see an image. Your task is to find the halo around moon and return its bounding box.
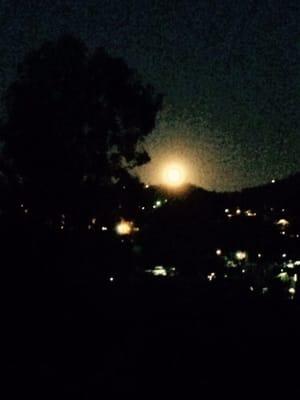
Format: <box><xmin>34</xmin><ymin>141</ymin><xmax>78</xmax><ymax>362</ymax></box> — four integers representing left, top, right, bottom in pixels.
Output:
<box><xmin>163</xmin><ymin>163</ymin><xmax>186</xmax><ymax>187</ymax></box>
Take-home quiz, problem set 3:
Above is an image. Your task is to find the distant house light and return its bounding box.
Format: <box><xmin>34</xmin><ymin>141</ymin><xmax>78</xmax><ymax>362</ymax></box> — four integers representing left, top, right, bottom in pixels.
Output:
<box><xmin>271</xmin><ymin>179</ymin><xmax>276</xmax><ymax>183</ymax></box>
<box><xmin>207</xmin><ymin>272</ymin><xmax>216</xmax><ymax>281</ymax></box>
<box><xmin>101</xmin><ymin>226</ymin><xmax>108</xmax><ymax>231</ymax></box>
<box><xmin>152</xmin><ymin>266</ymin><xmax>167</xmax><ymax>276</ymax></box>
<box><xmin>278</xmin><ymin>272</ymin><xmax>288</xmax><ymax>281</ymax></box>
<box><xmin>245</xmin><ymin>210</ymin><xmax>256</xmax><ymax>217</ymax></box>
<box><xmin>216</xmin><ymin>249</ymin><xmax>222</xmax><ymax>256</ymax></box>
<box><xmin>276</xmin><ymin>219</ymin><xmax>289</xmax><ymax>227</ymax></box>
<box><xmin>235</xmin><ymin>251</ymin><xmax>247</xmax><ymax>261</ymax></box>
<box><xmin>116</xmin><ymin>220</ymin><xmax>133</xmax><ymax>235</ymax></box>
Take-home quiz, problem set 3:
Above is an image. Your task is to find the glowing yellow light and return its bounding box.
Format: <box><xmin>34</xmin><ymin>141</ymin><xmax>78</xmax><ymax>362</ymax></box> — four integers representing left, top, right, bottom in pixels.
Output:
<box><xmin>245</xmin><ymin>210</ymin><xmax>256</xmax><ymax>217</ymax></box>
<box><xmin>207</xmin><ymin>272</ymin><xmax>216</xmax><ymax>281</ymax></box>
<box><xmin>276</xmin><ymin>219</ymin><xmax>289</xmax><ymax>227</ymax></box>
<box><xmin>277</xmin><ymin>272</ymin><xmax>288</xmax><ymax>282</ymax></box>
<box><xmin>163</xmin><ymin>164</ymin><xmax>185</xmax><ymax>187</ymax></box>
<box><xmin>115</xmin><ymin>220</ymin><xmax>133</xmax><ymax>235</ymax></box>
<box><xmin>153</xmin><ymin>266</ymin><xmax>167</xmax><ymax>276</ymax></box>
<box><xmin>235</xmin><ymin>251</ymin><xmax>247</xmax><ymax>261</ymax></box>
<box><xmin>216</xmin><ymin>249</ymin><xmax>222</xmax><ymax>256</ymax></box>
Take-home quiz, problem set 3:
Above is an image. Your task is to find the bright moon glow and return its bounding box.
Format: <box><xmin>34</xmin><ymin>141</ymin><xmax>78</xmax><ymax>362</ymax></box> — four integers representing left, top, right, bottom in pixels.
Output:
<box><xmin>163</xmin><ymin>164</ymin><xmax>185</xmax><ymax>187</ymax></box>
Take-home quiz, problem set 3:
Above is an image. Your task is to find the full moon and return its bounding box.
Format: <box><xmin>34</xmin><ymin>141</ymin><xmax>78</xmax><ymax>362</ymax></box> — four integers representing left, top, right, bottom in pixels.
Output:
<box><xmin>163</xmin><ymin>164</ymin><xmax>185</xmax><ymax>187</ymax></box>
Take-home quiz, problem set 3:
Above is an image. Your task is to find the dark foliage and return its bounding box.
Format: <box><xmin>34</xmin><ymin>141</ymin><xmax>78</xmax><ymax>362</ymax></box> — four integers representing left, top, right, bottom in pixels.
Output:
<box><xmin>1</xmin><ymin>35</ymin><xmax>162</xmax><ymax>220</ymax></box>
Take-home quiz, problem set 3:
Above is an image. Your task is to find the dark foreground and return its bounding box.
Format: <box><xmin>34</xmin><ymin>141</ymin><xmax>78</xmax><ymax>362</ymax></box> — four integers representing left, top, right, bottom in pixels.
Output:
<box><xmin>5</xmin><ymin>276</ymin><xmax>300</xmax><ymax>398</ymax></box>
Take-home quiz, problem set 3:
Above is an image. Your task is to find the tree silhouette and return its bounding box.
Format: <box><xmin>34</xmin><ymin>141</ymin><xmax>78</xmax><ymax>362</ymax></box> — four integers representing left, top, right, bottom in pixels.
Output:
<box><xmin>2</xmin><ymin>35</ymin><xmax>162</xmax><ymax>222</ymax></box>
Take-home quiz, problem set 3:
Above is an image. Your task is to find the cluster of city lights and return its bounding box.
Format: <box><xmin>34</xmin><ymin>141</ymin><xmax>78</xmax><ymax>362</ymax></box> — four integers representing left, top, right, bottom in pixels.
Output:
<box><xmin>225</xmin><ymin>208</ymin><xmax>256</xmax><ymax>218</ymax></box>
<box><xmin>145</xmin><ymin>265</ymin><xmax>176</xmax><ymax>277</ymax></box>
<box><xmin>215</xmin><ymin>244</ymin><xmax>299</xmax><ymax>299</ymax></box>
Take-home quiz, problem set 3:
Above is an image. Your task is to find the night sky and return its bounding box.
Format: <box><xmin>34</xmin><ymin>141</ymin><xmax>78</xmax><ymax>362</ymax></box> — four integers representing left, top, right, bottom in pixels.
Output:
<box><xmin>0</xmin><ymin>0</ymin><xmax>299</xmax><ymax>191</ymax></box>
